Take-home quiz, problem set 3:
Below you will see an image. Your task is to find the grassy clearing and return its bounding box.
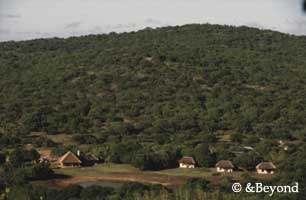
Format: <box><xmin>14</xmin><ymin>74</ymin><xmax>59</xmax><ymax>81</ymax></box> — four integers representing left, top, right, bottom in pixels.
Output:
<box><xmin>45</xmin><ymin>164</ymin><xmax>266</xmax><ymax>188</ymax></box>
<box><xmin>155</xmin><ymin>168</ymin><xmax>213</xmax><ymax>178</ymax></box>
<box><xmin>155</xmin><ymin>168</ymin><xmax>243</xmax><ymax>181</ymax></box>
<box><xmin>54</xmin><ymin>164</ymin><xmax>140</xmax><ymax>176</ymax></box>
<box><xmin>55</xmin><ymin>164</ymin><xmax>244</xmax><ymax>180</ymax></box>
<box><xmin>47</xmin><ymin>134</ymin><xmax>76</xmax><ymax>144</ymax></box>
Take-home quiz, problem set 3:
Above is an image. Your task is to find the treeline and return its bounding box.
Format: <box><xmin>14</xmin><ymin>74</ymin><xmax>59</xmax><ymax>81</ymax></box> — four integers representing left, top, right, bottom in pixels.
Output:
<box><xmin>6</xmin><ymin>176</ymin><xmax>305</xmax><ymax>200</ymax></box>
<box><xmin>3</xmin><ymin>179</ymin><xmax>278</xmax><ymax>200</ymax></box>
<box><xmin>0</xmin><ymin>148</ymin><xmax>54</xmax><ymax>185</ymax></box>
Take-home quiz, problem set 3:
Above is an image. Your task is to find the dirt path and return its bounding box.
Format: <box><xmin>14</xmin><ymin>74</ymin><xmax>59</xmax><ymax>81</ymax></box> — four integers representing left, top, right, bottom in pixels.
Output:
<box><xmin>40</xmin><ymin>172</ymin><xmax>190</xmax><ymax>189</ymax></box>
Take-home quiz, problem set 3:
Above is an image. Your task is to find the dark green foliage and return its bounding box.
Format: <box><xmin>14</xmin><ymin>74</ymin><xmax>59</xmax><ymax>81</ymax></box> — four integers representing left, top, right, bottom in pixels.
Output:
<box><xmin>254</xmin><ymin>140</ymin><xmax>279</xmax><ymax>156</ymax></box>
<box><xmin>194</xmin><ymin>143</ymin><xmax>216</xmax><ymax>167</ymax></box>
<box><xmin>230</xmin><ymin>133</ymin><xmax>243</xmax><ymax>144</ymax></box>
<box><xmin>0</xmin><ymin>134</ymin><xmax>21</xmax><ymax>147</ymax></box>
<box><xmin>183</xmin><ymin>178</ymin><xmax>211</xmax><ymax>192</ymax></box>
<box><xmin>7</xmin><ymin>183</ymin><xmax>168</xmax><ymax>200</ymax></box>
<box><xmin>219</xmin><ymin>176</ymin><xmax>234</xmax><ymax>193</ymax></box>
<box><xmin>51</xmin><ymin>144</ymin><xmax>78</xmax><ymax>157</ymax></box>
<box><xmin>129</xmin><ymin>145</ymin><xmax>181</xmax><ymax>170</ymax></box>
<box><xmin>2</xmin><ymin>163</ymin><xmax>27</xmax><ymax>186</ymax></box>
<box><xmin>31</xmin><ymin>136</ymin><xmax>58</xmax><ymax>147</ymax></box>
<box><xmin>244</xmin><ymin>135</ymin><xmax>260</xmax><ymax>145</ymax></box>
<box><xmin>25</xmin><ymin>163</ymin><xmax>55</xmax><ymax>180</ymax></box>
<box><xmin>276</xmin><ymin>143</ymin><xmax>306</xmax><ymax>199</ymax></box>
<box><xmin>9</xmin><ymin>148</ymin><xmax>40</xmax><ymax>167</ymax></box>
<box><xmin>54</xmin><ymin>185</ymin><xmax>82</xmax><ymax>200</ymax></box>
<box><xmin>73</xmin><ymin>134</ymin><xmax>101</xmax><ymax>144</ymax></box>
<box><xmin>1</xmin><ymin>24</ymin><xmax>306</xmax><ymax>141</ymax></box>
<box><xmin>233</xmin><ymin>152</ymin><xmax>263</xmax><ymax>170</ymax></box>
<box><xmin>119</xmin><ymin>182</ymin><xmax>166</xmax><ymax>198</ymax></box>
<box><xmin>0</xmin><ymin>24</ymin><xmax>306</xmax><ymax>199</ymax></box>
<box><xmin>200</xmin><ymin>133</ymin><xmax>218</xmax><ymax>143</ymax></box>
<box><xmin>80</xmin><ymin>186</ymin><xmax>114</xmax><ymax>200</ymax></box>
<box><xmin>0</xmin><ymin>152</ymin><xmax>6</xmax><ymax>165</ymax></box>
<box><xmin>5</xmin><ymin>163</ymin><xmax>55</xmax><ymax>183</ymax></box>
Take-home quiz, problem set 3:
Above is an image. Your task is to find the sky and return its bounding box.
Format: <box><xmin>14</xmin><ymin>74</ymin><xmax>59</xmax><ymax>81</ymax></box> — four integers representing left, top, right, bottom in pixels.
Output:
<box><xmin>0</xmin><ymin>0</ymin><xmax>305</xmax><ymax>42</ymax></box>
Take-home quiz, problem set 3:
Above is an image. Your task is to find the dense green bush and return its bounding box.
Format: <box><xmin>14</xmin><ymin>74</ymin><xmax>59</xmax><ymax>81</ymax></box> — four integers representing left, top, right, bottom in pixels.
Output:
<box><xmin>9</xmin><ymin>148</ymin><xmax>40</xmax><ymax>167</ymax></box>
<box><xmin>194</xmin><ymin>143</ymin><xmax>216</xmax><ymax>167</ymax></box>
<box><xmin>1</xmin><ymin>24</ymin><xmax>306</xmax><ymax>200</ymax></box>
<box><xmin>25</xmin><ymin>163</ymin><xmax>55</xmax><ymax>180</ymax></box>
<box><xmin>0</xmin><ymin>152</ymin><xmax>6</xmax><ymax>165</ymax></box>
<box><xmin>1</xmin><ymin>24</ymin><xmax>306</xmax><ymax>141</ymax></box>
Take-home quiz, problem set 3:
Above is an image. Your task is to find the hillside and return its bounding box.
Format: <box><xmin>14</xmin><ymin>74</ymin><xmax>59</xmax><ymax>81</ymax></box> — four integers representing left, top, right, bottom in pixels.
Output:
<box><xmin>1</xmin><ymin>24</ymin><xmax>306</xmax><ymax>139</ymax></box>
<box><xmin>1</xmin><ymin>24</ymin><xmax>306</xmax><ymax>199</ymax></box>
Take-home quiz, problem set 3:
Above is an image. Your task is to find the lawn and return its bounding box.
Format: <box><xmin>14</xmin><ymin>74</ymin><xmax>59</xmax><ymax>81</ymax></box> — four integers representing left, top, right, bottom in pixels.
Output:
<box><xmin>155</xmin><ymin>168</ymin><xmax>213</xmax><ymax>178</ymax></box>
<box><xmin>54</xmin><ymin>164</ymin><xmax>140</xmax><ymax>176</ymax></box>
<box><xmin>55</xmin><ymin>163</ymin><xmax>243</xmax><ymax>180</ymax></box>
<box><xmin>45</xmin><ymin>164</ymin><xmax>261</xmax><ymax>188</ymax></box>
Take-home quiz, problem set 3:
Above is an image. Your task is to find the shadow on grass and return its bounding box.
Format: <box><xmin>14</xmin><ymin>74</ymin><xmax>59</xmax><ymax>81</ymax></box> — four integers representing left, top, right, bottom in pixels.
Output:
<box><xmin>28</xmin><ymin>173</ymin><xmax>71</xmax><ymax>181</ymax></box>
<box><xmin>51</xmin><ymin>173</ymin><xmax>72</xmax><ymax>180</ymax></box>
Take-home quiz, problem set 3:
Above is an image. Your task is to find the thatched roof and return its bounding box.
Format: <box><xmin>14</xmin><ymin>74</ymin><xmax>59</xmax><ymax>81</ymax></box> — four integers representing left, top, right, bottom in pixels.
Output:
<box><xmin>215</xmin><ymin>160</ymin><xmax>234</xmax><ymax>169</ymax></box>
<box><xmin>178</xmin><ymin>156</ymin><xmax>195</xmax><ymax>165</ymax></box>
<box><xmin>58</xmin><ymin>151</ymin><xmax>81</xmax><ymax>164</ymax></box>
<box><xmin>256</xmin><ymin>162</ymin><xmax>276</xmax><ymax>170</ymax></box>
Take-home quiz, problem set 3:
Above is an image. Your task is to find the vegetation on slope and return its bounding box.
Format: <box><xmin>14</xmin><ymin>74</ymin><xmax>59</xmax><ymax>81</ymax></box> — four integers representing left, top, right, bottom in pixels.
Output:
<box><xmin>1</xmin><ymin>24</ymin><xmax>306</xmax><ymax>139</ymax></box>
<box><xmin>1</xmin><ymin>24</ymin><xmax>306</xmax><ymax>199</ymax></box>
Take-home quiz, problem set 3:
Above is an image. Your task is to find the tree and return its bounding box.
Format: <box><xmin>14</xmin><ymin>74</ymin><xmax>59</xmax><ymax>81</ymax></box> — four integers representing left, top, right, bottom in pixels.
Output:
<box><xmin>234</xmin><ymin>152</ymin><xmax>263</xmax><ymax>170</ymax></box>
<box><xmin>28</xmin><ymin>163</ymin><xmax>54</xmax><ymax>180</ymax></box>
<box><xmin>184</xmin><ymin>178</ymin><xmax>211</xmax><ymax>192</ymax></box>
<box><xmin>9</xmin><ymin>148</ymin><xmax>40</xmax><ymax>167</ymax></box>
<box><xmin>55</xmin><ymin>185</ymin><xmax>82</xmax><ymax>200</ymax></box>
<box><xmin>80</xmin><ymin>186</ymin><xmax>114</xmax><ymax>200</ymax></box>
<box><xmin>0</xmin><ymin>152</ymin><xmax>6</xmax><ymax>165</ymax></box>
<box><xmin>9</xmin><ymin>148</ymin><xmax>26</xmax><ymax>168</ymax></box>
<box><xmin>230</xmin><ymin>133</ymin><xmax>243</xmax><ymax>144</ymax></box>
<box><xmin>245</xmin><ymin>135</ymin><xmax>260</xmax><ymax>145</ymax></box>
<box><xmin>194</xmin><ymin>143</ymin><xmax>216</xmax><ymax>167</ymax></box>
<box><xmin>24</xmin><ymin>149</ymin><xmax>40</xmax><ymax>163</ymax></box>
<box><xmin>200</xmin><ymin>133</ymin><xmax>218</xmax><ymax>143</ymax></box>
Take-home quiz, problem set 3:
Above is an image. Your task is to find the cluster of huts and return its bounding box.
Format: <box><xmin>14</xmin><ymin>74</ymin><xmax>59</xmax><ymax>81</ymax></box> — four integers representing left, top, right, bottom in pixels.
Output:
<box><xmin>178</xmin><ymin>156</ymin><xmax>276</xmax><ymax>175</ymax></box>
<box><xmin>54</xmin><ymin>151</ymin><xmax>276</xmax><ymax>175</ymax></box>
